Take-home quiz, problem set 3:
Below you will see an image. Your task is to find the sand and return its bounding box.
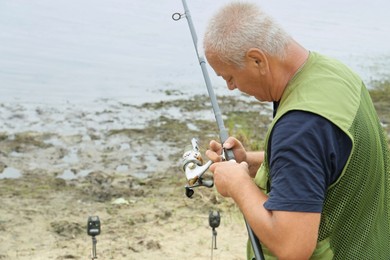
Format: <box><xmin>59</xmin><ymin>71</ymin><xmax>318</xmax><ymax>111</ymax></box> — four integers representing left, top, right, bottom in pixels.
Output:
<box><xmin>1</xmin><ymin>88</ymin><xmax>388</xmax><ymax>260</ymax></box>
<box><xmin>0</xmin><ymin>95</ymin><xmax>270</xmax><ymax>260</ymax></box>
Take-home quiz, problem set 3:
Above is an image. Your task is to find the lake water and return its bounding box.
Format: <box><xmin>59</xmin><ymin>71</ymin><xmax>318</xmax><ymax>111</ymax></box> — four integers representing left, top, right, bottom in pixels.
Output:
<box><xmin>0</xmin><ymin>0</ymin><xmax>389</xmax><ymax>105</ymax></box>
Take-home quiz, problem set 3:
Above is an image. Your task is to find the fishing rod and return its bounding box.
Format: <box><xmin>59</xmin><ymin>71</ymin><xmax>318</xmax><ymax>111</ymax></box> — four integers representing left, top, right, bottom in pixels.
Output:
<box><xmin>172</xmin><ymin>1</ymin><xmax>264</xmax><ymax>259</ymax></box>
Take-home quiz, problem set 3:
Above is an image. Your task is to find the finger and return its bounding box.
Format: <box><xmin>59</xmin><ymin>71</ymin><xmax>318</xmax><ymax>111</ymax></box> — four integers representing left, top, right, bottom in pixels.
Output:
<box><xmin>209</xmin><ymin>140</ymin><xmax>222</xmax><ymax>152</ymax></box>
<box><xmin>209</xmin><ymin>162</ymin><xmax>219</xmax><ymax>173</ymax></box>
<box><xmin>240</xmin><ymin>161</ymin><xmax>249</xmax><ymax>168</ymax></box>
<box><xmin>205</xmin><ymin>149</ymin><xmax>221</xmax><ymax>162</ymax></box>
<box><xmin>223</xmin><ymin>136</ymin><xmax>238</xmax><ymax>149</ymax></box>
<box><xmin>239</xmin><ymin>161</ymin><xmax>251</xmax><ymax>176</ymax></box>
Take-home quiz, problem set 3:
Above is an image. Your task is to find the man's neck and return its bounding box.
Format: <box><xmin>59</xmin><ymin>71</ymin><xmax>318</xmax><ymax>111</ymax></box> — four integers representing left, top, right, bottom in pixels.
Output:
<box><xmin>271</xmin><ymin>41</ymin><xmax>309</xmax><ymax>101</ymax></box>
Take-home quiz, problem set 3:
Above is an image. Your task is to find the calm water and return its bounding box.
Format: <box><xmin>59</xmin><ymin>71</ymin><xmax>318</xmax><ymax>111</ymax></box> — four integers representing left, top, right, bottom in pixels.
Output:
<box><xmin>0</xmin><ymin>0</ymin><xmax>389</xmax><ymax>105</ymax></box>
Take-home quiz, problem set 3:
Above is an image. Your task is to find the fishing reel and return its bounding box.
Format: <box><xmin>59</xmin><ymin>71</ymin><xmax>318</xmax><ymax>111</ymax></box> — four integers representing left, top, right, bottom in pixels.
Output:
<box><xmin>182</xmin><ymin>138</ymin><xmax>213</xmax><ymax>198</ymax></box>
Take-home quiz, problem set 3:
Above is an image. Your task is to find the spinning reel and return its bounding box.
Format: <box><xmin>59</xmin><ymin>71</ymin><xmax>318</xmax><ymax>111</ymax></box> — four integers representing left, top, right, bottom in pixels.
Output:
<box><xmin>181</xmin><ymin>138</ymin><xmax>213</xmax><ymax>198</ymax></box>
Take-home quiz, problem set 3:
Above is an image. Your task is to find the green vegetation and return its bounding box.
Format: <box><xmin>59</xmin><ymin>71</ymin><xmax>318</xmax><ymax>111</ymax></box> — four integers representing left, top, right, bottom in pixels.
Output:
<box><xmin>369</xmin><ymin>80</ymin><xmax>390</xmax><ymax>140</ymax></box>
<box><xmin>225</xmin><ymin>111</ymin><xmax>269</xmax><ymax>151</ymax></box>
<box><xmin>0</xmin><ymin>132</ymin><xmax>52</xmax><ymax>154</ymax></box>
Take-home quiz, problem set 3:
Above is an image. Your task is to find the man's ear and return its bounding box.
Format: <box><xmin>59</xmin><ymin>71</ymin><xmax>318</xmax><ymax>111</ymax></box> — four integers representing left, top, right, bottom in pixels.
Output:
<box><xmin>246</xmin><ymin>48</ymin><xmax>269</xmax><ymax>75</ymax></box>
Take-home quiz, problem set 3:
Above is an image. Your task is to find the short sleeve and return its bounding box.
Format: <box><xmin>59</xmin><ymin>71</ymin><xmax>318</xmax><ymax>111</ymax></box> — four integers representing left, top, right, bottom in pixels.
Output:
<box><xmin>263</xmin><ymin>111</ymin><xmax>351</xmax><ymax>213</ymax></box>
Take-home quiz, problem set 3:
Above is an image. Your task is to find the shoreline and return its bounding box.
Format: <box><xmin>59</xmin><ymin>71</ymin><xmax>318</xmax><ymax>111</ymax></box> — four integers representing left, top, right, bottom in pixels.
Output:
<box><xmin>0</xmin><ymin>85</ymin><xmax>389</xmax><ymax>259</ymax></box>
<box><xmin>0</xmin><ymin>94</ymin><xmax>267</xmax><ymax>260</ymax></box>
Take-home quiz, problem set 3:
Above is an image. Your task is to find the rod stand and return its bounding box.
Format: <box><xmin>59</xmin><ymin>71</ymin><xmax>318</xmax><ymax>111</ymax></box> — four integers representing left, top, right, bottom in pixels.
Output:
<box><xmin>91</xmin><ymin>236</ymin><xmax>97</xmax><ymax>260</ymax></box>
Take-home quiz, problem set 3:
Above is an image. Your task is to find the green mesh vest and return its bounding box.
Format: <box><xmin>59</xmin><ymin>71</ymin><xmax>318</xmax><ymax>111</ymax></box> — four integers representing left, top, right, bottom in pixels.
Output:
<box><xmin>248</xmin><ymin>52</ymin><xmax>390</xmax><ymax>259</ymax></box>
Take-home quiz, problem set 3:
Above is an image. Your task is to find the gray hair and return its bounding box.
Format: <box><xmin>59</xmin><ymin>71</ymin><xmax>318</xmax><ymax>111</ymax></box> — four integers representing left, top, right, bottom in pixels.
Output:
<box><xmin>203</xmin><ymin>2</ymin><xmax>292</xmax><ymax>67</ymax></box>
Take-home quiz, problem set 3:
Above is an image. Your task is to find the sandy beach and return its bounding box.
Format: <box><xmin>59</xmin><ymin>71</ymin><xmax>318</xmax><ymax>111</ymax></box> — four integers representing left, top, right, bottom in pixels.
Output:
<box><xmin>0</xmin><ymin>81</ymin><xmax>389</xmax><ymax>259</ymax></box>
<box><xmin>0</xmin><ymin>95</ymin><xmax>272</xmax><ymax>260</ymax></box>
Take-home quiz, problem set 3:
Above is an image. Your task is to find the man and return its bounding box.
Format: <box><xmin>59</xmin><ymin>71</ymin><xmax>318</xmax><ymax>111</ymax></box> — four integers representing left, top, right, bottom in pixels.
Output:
<box><xmin>203</xmin><ymin>2</ymin><xmax>390</xmax><ymax>259</ymax></box>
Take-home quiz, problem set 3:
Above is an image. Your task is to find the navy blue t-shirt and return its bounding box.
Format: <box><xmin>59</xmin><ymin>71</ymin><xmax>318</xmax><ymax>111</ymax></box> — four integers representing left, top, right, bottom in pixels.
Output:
<box><xmin>263</xmin><ymin>109</ymin><xmax>352</xmax><ymax>213</ymax></box>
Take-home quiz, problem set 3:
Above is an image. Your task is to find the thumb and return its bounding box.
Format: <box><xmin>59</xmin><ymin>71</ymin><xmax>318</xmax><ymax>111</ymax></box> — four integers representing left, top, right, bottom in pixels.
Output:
<box><xmin>222</xmin><ymin>136</ymin><xmax>236</xmax><ymax>149</ymax></box>
<box><xmin>209</xmin><ymin>162</ymin><xmax>216</xmax><ymax>173</ymax></box>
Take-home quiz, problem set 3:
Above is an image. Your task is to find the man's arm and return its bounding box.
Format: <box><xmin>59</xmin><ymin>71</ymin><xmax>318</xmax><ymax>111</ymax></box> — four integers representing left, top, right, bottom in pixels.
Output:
<box><xmin>246</xmin><ymin>151</ymin><xmax>264</xmax><ymax>177</ymax></box>
<box><xmin>210</xmin><ymin>111</ymin><xmax>351</xmax><ymax>258</ymax></box>
<box><xmin>210</xmin><ymin>161</ymin><xmax>320</xmax><ymax>259</ymax></box>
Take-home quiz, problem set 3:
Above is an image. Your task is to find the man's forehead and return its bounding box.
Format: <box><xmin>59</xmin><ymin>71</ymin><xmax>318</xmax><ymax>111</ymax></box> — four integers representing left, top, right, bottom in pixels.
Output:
<box><xmin>206</xmin><ymin>52</ymin><xmax>226</xmax><ymax>68</ymax></box>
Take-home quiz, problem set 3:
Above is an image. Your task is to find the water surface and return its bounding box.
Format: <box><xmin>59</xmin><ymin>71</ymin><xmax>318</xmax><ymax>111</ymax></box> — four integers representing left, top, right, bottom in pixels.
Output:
<box><xmin>0</xmin><ymin>0</ymin><xmax>389</xmax><ymax>105</ymax></box>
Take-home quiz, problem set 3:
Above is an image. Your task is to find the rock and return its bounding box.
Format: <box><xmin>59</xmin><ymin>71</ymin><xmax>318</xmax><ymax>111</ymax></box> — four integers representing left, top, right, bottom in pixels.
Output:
<box><xmin>111</xmin><ymin>198</ymin><xmax>129</xmax><ymax>205</ymax></box>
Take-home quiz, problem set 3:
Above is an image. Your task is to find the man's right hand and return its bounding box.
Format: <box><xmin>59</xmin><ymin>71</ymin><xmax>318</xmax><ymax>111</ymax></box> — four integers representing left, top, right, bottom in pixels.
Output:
<box><xmin>205</xmin><ymin>137</ymin><xmax>247</xmax><ymax>163</ymax></box>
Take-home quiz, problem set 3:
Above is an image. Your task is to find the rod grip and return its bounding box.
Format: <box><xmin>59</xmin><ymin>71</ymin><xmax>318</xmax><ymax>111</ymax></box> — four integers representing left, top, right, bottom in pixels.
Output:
<box><xmin>219</xmin><ymin>129</ymin><xmax>235</xmax><ymax>161</ymax></box>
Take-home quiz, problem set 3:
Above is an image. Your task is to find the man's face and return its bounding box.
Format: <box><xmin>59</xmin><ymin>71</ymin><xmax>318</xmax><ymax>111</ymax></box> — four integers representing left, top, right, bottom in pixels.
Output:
<box><xmin>206</xmin><ymin>52</ymin><xmax>272</xmax><ymax>101</ymax></box>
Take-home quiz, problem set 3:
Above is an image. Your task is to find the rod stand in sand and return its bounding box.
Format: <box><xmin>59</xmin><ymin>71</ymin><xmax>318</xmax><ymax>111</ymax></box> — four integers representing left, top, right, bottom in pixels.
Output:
<box><xmin>91</xmin><ymin>236</ymin><xmax>97</xmax><ymax>260</ymax></box>
<box><xmin>173</xmin><ymin>1</ymin><xmax>264</xmax><ymax>259</ymax></box>
<box><xmin>209</xmin><ymin>210</ymin><xmax>220</xmax><ymax>259</ymax></box>
<box><xmin>87</xmin><ymin>216</ymin><xmax>101</xmax><ymax>260</ymax></box>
